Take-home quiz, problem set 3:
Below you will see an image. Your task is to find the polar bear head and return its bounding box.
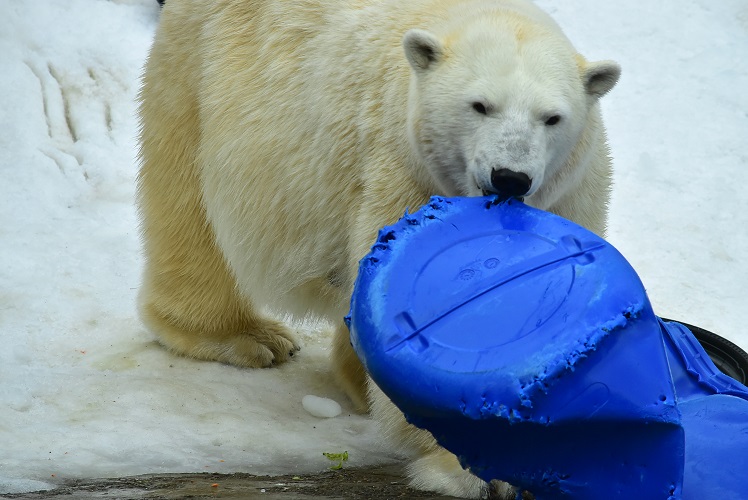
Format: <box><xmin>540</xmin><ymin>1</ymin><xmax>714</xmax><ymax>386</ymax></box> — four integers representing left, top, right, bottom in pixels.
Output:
<box><xmin>403</xmin><ymin>14</ymin><xmax>620</xmax><ymax>202</ymax></box>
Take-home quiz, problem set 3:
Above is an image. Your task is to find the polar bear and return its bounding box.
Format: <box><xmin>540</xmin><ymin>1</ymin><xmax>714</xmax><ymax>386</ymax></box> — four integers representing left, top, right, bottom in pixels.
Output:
<box><xmin>137</xmin><ymin>0</ymin><xmax>619</xmax><ymax>497</ymax></box>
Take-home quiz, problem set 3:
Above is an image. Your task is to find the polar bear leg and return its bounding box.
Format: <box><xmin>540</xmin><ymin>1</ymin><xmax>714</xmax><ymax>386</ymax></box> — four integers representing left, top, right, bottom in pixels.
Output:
<box><xmin>136</xmin><ymin>156</ymin><xmax>299</xmax><ymax>368</ymax></box>
<box><xmin>137</xmin><ymin>7</ymin><xmax>298</xmax><ymax>368</ymax></box>
<box><xmin>331</xmin><ymin>321</ymin><xmax>369</xmax><ymax>412</ymax></box>
<box><xmin>368</xmin><ymin>382</ymin><xmax>520</xmax><ymax>499</ymax></box>
<box><xmin>136</xmin><ymin>207</ymin><xmax>300</xmax><ymax>368</ymax></box>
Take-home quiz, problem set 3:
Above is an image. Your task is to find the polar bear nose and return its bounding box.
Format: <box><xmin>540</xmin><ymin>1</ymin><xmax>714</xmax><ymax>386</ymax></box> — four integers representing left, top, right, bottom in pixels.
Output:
<box><xmin>490</xmin><ymin>168</ymin><xmax>532</xmax><ymax>198</ymax></box>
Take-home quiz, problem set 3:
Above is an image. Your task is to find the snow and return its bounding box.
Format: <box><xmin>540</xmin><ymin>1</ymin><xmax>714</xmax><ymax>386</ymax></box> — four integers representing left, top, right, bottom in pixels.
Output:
<box><xmin>1</xmin><ymin>0</ymin><xmax>746</xmax><ymax>494</ymax></box>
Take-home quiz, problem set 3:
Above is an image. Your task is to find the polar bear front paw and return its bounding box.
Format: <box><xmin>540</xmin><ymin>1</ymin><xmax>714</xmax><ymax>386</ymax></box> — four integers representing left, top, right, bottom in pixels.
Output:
<box><xmin>147</xmin><ymin>310</ymin><xmax>300</xmax><ymax>368</ymax></box>
<box><xmin>407</xmin><ymin>448</ymin><xmax>518</xmax><ymax>499</ymax></box>
<box><xmin>201</xmin><ymin>320</ymin><xmax>300</xmax><ymax>368</ymax></box>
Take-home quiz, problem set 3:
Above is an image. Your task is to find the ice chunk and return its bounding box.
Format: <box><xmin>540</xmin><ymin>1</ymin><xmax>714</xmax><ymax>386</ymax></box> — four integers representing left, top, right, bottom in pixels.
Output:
<box><xmin>302</xmin><ymin>395</ymin><xmax>342</xmax><ymax>418</ymax></box>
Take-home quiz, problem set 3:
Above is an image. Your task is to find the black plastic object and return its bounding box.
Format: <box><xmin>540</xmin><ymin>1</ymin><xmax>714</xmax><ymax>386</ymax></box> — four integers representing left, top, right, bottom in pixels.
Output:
<box><xmin>662</xmin><ymin>318</ymin><xmax>748</xmax><ymax>385</ymax></box>
<box><xmin>347</xmin><ymin>196</ymin><xmax>748</xmax><ymax>499</ymax></box>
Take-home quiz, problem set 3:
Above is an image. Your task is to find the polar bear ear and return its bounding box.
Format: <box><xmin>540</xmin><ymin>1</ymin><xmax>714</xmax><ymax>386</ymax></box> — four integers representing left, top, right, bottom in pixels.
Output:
<box><xmin>403</xmin><ymin>29</ymin><xmax>444</xmax><ymax>71</ymax></box>
<box><xmin>583</xmin><ymin>60</ymin><xmax>621</xmax><ymax>98</ymax></box>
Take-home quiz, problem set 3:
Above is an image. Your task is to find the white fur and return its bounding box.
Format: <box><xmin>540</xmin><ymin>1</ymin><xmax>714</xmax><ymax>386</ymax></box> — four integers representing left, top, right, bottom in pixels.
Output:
<box><xmin>137</xmin><ymin>0</ymin><xmax>619</xmax><ymax>497</ymax></box>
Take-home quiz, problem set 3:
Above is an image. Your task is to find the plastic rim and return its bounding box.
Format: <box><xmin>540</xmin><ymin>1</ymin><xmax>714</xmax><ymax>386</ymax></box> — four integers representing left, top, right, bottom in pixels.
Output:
<box><xmin>661</xmin><ymin>318</ymin><xmax>748</xmax><ymax>385</ymax></box>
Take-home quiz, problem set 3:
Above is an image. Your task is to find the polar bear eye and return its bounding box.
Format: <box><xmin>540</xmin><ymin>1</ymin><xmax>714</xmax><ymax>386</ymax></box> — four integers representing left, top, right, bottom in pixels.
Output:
<box><xmin>472</xmin><ymin>102</ymin><xmax>488</xmax><ymax>115</ymax></box>
<box><xmin>545</xmin><ymin>115</ymin><xmax>562</xmax><ymax>126</ymax></box>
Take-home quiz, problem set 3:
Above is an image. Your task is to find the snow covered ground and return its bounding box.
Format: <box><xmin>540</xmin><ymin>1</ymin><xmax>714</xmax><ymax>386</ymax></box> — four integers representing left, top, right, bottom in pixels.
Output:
<box><xmin>1</xmin><ymin>0</ymin><xmax>746</xmax><ymax>494</ymax></box>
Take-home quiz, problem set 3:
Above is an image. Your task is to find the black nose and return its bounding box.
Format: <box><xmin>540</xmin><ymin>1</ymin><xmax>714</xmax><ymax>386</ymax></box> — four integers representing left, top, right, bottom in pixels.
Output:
<box><xmin>490</xmin><ymin>168</ymin><xmax>532</xmax><ymax>198</ymax></box>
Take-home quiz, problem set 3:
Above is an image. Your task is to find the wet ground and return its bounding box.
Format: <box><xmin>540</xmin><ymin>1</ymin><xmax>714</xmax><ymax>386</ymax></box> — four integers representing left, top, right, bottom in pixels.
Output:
<box><xmin>0</xmin><ymin>464</ymin><xmax>458</xmax><ymax>499</ymax></box>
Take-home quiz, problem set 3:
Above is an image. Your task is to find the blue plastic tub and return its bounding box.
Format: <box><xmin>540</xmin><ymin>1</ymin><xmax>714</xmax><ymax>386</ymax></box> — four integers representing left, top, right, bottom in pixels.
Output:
<box><xmin>347</xmin><ymin>196</ymin><xmax>748</xmax><ymax>499</ymax></box>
